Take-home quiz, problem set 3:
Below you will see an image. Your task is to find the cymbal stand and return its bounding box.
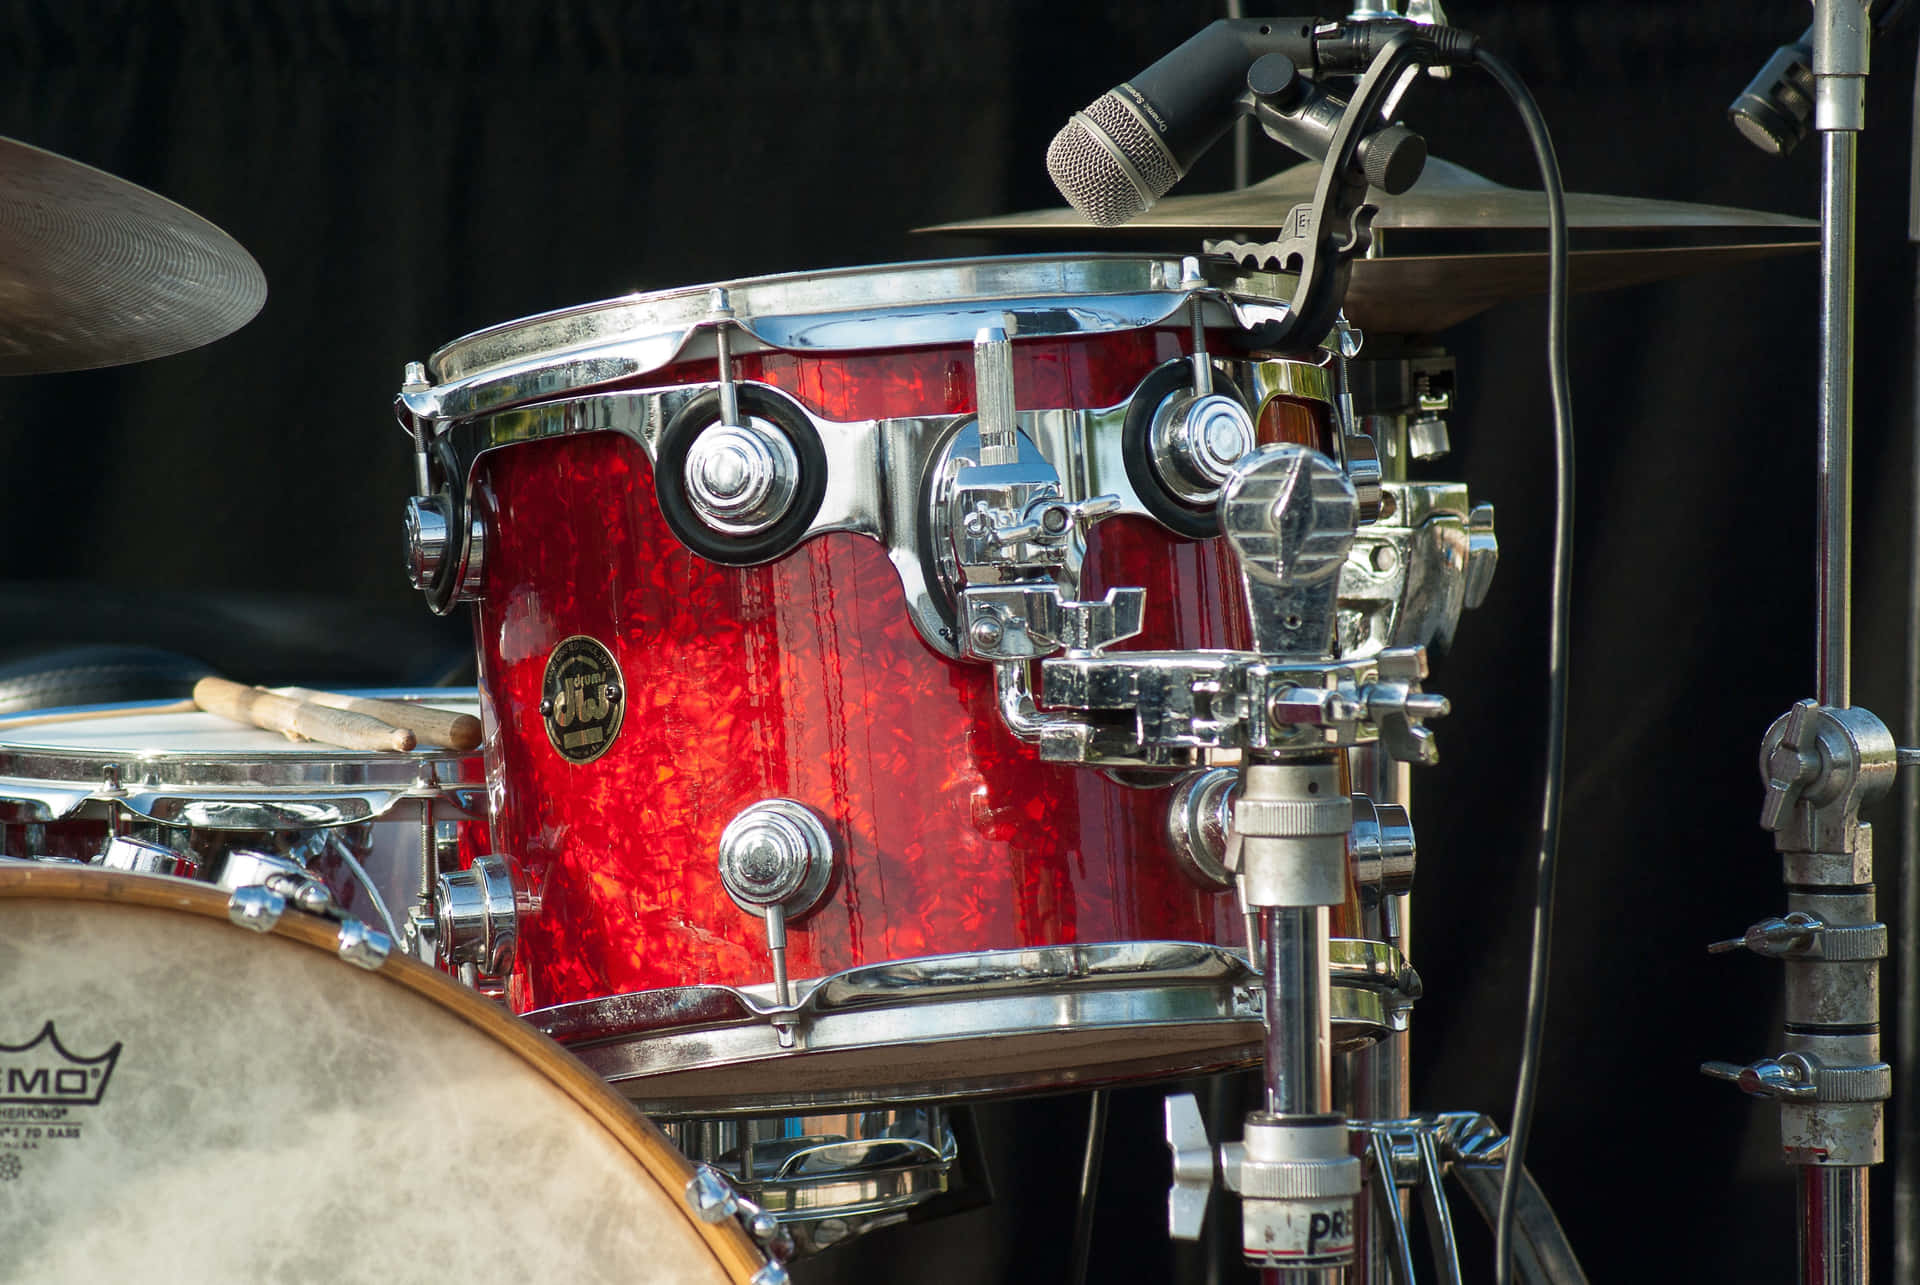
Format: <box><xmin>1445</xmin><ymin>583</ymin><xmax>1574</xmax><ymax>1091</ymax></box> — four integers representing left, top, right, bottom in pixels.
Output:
<box><xmin>1703</xmin><ymin>5</ymin><xmax>1895</xmax><ymax>1282</ymax></box>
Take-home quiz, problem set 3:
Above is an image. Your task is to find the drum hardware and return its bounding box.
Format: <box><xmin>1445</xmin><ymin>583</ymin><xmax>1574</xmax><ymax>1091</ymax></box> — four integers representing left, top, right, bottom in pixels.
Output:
<box><xmin>1338</xmin><ymin>483</ymin><xmax>1495</xmax><ymax>659</ymax></box>
<box><xmin>543</xmin><ymin>939</ymin><xmax>1416</xmax><ymax>1117</ymax></box>
<box><xmin>436</xmin><ymin>853</ymin><xmax>519</xmax><ymax>978</ymax></box>
<box><xmin>394</xmin><ymin>253</ymin><xmax>1321</xmax><ymax>648</ymax></box>
<box><xmin>1166</xmin><ymin>770</ymin><xmax>1412</xmax><ymax>902</ymax></box>
<box><xmin>684</xmin><ymin>1165</ymin><xmax>796</xmax><ymax>1283</ymax></box>
<box><xmin>717</xmin><ymin>800</ymin><xmax>837</xmax><ymax>1021</ymax></box>
<box><xmin>96</xmin><ymin>833</ymin><xmax>196</xmax><ymax>878</ymax></box>
<box><xmin>664</xmin><ymin>1106</ymin><xmax>960</xmax><ymax>1256</ymax></box>
<box><xmin>1703</xmin><ymin>699</ymin><xmax>1897</xmax><ymax>1176</ymax></box>
<box><xmin>226</xmin><ymin>879</ymin><xmax>393</xmax><ymax>973</ymax></box>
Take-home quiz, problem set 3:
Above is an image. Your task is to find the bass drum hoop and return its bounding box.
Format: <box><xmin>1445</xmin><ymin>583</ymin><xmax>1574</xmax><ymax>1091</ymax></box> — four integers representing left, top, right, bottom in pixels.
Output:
<box><xmin>0</xmin><ymin>865</ymin><xmax>767</xmax><ymax>1284</ymax></box>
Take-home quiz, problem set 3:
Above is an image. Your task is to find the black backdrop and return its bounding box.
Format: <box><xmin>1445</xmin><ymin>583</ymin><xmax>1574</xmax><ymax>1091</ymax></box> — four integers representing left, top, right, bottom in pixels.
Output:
<box><xmin>1</xmin><ymin>2</ymin><xmax>1915</xmax><ymax>1280</ymax></box>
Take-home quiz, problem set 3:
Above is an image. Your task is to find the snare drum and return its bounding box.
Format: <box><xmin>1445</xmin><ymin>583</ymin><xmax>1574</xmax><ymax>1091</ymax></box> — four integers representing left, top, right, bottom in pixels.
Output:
<box><xmin>398</xmin><ymin>256</ymin><xmax>1417</xmax><ymax>1112</ymax></box>
<box><xmin>0</xmin><ymin>691</ymin><xmax>484</xmax><ymax>942</ymax></box>
<box><xmin>0</xmin><ymin>865</ymin><xmax>767</xmax><ymax>1284</ymax></box>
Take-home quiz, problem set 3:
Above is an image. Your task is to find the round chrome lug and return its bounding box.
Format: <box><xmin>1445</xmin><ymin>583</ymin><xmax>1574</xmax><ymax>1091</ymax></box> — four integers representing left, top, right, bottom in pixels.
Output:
<box><xmin>684</xmin><ymin>419</ymin><xmax>801</xmax><ymax>536</ymax></box>
<box><xmin>1150</xmin><ymin>391</ymin><xmax>1256</xmax><ymax>504</ymax></box>
<box><xmin>717</xmin><ymin>800</ymin><xmax>836</xmax><ymax>919</ymax></box>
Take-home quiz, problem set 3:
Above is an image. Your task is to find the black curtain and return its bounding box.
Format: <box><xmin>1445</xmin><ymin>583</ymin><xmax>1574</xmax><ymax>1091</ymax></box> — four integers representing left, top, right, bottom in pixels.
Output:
<box><xmin>1</xmin><ymin>2</ymin><xmax>1913</xmax><ymax>1280</ymax></box>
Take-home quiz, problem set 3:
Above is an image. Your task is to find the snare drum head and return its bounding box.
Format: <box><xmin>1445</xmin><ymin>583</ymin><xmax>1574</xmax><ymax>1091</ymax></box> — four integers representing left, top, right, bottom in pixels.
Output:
<box><xmin>0</xmin><ymin>868</ymin><xmax>761</xmax><ymax>1284</ymax></box>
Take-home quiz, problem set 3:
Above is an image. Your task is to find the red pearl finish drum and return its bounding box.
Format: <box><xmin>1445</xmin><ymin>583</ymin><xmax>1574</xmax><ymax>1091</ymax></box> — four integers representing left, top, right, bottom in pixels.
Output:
<box><xmin>401</xmin><ymin>256</ymin><xmax>1416</xmax><ymax>1113</ymax></box>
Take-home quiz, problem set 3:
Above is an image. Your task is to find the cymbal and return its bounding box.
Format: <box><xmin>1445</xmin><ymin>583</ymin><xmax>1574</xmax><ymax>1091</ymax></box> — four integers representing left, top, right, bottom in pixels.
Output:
<box><xmin>1339</xmin><ymin>242</ymin><xmax>1813</xmax><ymax>335</ymax></box>
<box><xmin>0</xmin><ymin>137</ymin><xmax>267</xmax><ymax>375</ymax></box>
<box><xmin>922</xmin><ymin>157</ymin><xmax>1818</xmax><ymax>236</ymax></box>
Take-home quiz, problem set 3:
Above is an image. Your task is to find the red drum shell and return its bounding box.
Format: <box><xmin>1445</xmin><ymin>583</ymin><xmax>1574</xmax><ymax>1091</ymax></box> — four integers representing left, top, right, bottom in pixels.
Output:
<box><xmin>475</xmin><ymin>431</ymin><xmax>1260</xmax><ymax>1012</ymax></box>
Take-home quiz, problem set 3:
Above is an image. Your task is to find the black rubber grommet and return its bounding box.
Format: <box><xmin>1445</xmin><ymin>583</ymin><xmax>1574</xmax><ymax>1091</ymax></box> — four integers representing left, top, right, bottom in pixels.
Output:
<box><xmin>656</xmin><ymin>387</ymin><xmax>827</xmax><ymax>567</ymax></box>
<box><xmin>419</xmin><ymin>434</ymin><xmax>465</xmax><ymax>616</ymax></box>
<box><xmin>1121</xmin><ymin>360</ymin><xmax>1253</xmax><ymax>540</ymax></box>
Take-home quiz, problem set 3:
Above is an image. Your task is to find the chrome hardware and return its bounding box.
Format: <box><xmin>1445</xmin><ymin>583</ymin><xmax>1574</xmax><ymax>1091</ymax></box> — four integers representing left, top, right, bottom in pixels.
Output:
<box><xmin>1337</xmin><ymin>482</ymin><xmax>1495</xmax><ymax>661</ymax></box>
<box><xmin>219</xmin><ymin>848</ymin><xmax>334</xmax><ymax>915</ymax></box>
<box><xmin>1167</xmin><ymin>775</ymin><xmax>1415</xmax><ymax>899</ymax></box>
<box><xmin>663</xmin><ymin>1107</ymin><xmax>960</xmax><ymax>1257</ymax></box>
<box><xmin>403</xmin><ymin>495</ymin><xmax>449</xmax><ymax>591</ymax></box>
<box><xmin>683</xmin><ymin>419</ymin><xmax>801</xmax><ymax>536</ymax></box>
<box><xmin>1167</xmin><ymin>767</ymin><xmax>1239</xmax><ymax>892</ymax></box>
<box><xmin>1712</xmin><ymin>694</ymin><xmax>1898</xmax><ymax>1174</ymax></box>
<box><xmin>961</xmin><ymin>585</ymin><xmax>1143</xmax><ymax>662</ymax></box>
<box><xmin>1221</xmin><ymin>443</ymin><xmax>1358</xmax><ymax>659</ymax></box>
<box><xmin>396</xmin><ymin>255</ymin><xmax>1332</xmax><ymax>658</ymax></box>
<box><xmin>96</xmin><ymin>835</ymin><xmax>196</xmax><ymax>879</ymax></box>
<box><xmin>1150</xmin><ymin>392</ymin><xmax>1256</xmax><ymax>505</ymax></box>
<box><xmin>336</xmin><ymin>918</ymin><xmax>392</xmax><ymax>971</ymax></box>
<box><xmin>1759</xmin><ymin>699</ymin><xmax>1896</xmax><ymax>866</ymax></box>
<box><xmin>974</xmin><ymin>324</ymin><xmax>1018</xmax><ymax>466</ymax></box>
<box><xmin>682</xmin><ymin>1164</ymin><xmax>795</xmax><ymax>1283</ymax></box>
<box><xmin>1165</xmin><ymin>1095</ymin><xmax>1361</xmax><ymax>1267</ymax></box>
<box><xmin>718</xmin><ymin>802</ymin><xmax>836</xmax><ymax>918</ymax></box>
<box><xmin>227</xmin><ymin>884</ymin><xmax>286</xmax><ymax>933</ymax></box>
<box><xmin>436</xmin><ymin>855</ymin><xmax>520</xmax><ymax>975</ymax></box>
<box><xmin>1464</xmin><ymin>501</ymin><xmax>1498</xmax><ymax>609</ymax></box>
<box><xmin>1702</xmin><ymin>1052</ymin><xmax>1890</xmax><ymax>1105</ymax></box>
<box><xmin>544</xmin><ymin>938</ymin><xmax>1413</xmax><ymax>1115</ymax></box>
<box><xmin>403</xmin><ymin>493</ymin><xmax>484</xmax><ymax>601</ymax></box>
<box><xmin>718</xmin><ymin>800</ymin><xmax>836</xmax><ymax>1016</ymax></box>
<box><xmin>1407</xmin><ymin>413</ymin><xmax>1450</xmax><ymax>461</ymax></box>
<box><xmin>1342</xmin><ymin>432</ymin><xmax>1386</xmax><ymax>524</ymax></box>
<box><xmin>1709</xmin><ymin>911</ymin><xmax>1888</xmax><ymax>962</ymax></box>
<box><xmin>1349</xmin><ymin>794</ymin><xmax>1415</xmax><ymax>897</ymax></box>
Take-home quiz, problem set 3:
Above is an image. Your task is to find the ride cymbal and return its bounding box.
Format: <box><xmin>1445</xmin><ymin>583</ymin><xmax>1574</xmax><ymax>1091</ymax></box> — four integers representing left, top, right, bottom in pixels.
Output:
<box><xmin>1339</xmin><ymin>241</ymin><xmax>1813</xmax><ymax>335</ymax></box>
<box><xmin>922</xmin><ymin>157</ymin><xmax>1817</xmax><ymax>236</ymax></box>
<box><xmin>0</xmin><ymin>136</ymin><xmax>267</xmax><ymax>375</ymax></box>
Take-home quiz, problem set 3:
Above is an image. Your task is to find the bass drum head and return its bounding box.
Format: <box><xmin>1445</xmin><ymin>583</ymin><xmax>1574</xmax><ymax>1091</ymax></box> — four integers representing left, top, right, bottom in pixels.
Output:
<box><xmin>0</xmin><ymin>867</ymin><xmax>763</xmax><ymax>1284</ymax></box>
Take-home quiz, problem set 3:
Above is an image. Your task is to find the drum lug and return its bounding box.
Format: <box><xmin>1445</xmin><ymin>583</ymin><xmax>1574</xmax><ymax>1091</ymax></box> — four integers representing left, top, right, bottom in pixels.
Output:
<box><xmin>96</xmin><ymin>835</ymin><xmax>197</xmax><ymax>880</ymax></box>
<box><xmin>718</xmin><ymin>801</ymin><xmax>836</xmax><ymax>1011</ymax></box>
<box><xmin>436</xmin><ymin>855</ymin><xmax>520</xmax><ymax>977</ymax></box>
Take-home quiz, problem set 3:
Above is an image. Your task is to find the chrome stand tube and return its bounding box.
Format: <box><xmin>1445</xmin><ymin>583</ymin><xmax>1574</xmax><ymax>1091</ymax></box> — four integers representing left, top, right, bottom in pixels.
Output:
<box><xmin>1264</xmin><ymin>906</ymin><xmax>1332</xmax><ymax>1116</ymax></box>
<box><xmin>1895</xmin><ymin>54</ymin><xmax>1920</xmax><ymax>1283</ymax></box>
<box><xmin>1816</xmin><ymin>128</ymin><xmax>1857</xmax><ymax>711</ymax></box>
<box><xmin>1810</xmin><ymin>10</ymin><xmax>1869</xmax><ymax>1283</ymax></box>
<box><xmin>1801</xmin><ymin>1167</ymin><xmax>1870</xmax><ymax>1283</ymax></box>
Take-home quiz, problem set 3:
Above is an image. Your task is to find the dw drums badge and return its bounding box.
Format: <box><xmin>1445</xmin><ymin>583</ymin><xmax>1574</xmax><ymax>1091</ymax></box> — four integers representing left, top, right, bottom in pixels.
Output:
<box><xmin>541</xmin><ymin>636</ymin><xmax>625</xmax><ymax>764</ymax></box>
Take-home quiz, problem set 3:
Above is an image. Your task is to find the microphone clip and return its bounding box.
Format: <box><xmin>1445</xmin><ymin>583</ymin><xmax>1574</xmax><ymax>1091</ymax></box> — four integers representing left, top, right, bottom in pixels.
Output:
<box><xmin>1207</xmin><ymin>28</ymin><xmax>1437</xmax><ymax>349</ymax></box>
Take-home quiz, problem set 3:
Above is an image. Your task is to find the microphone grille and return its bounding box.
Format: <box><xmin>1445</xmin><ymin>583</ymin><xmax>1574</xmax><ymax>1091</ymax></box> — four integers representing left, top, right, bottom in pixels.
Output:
<box><xmin>1045</xmin><ymin>92</ymin><xmax>1180</xmax><ymax>227</ymax></box>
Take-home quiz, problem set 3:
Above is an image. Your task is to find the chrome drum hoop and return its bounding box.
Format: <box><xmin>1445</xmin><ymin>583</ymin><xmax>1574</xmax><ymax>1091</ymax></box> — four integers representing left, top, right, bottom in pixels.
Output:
<box><xmin>535</xmin><ymin>939</ymin><xmax>1418</xmax><ymax>1118</ymax></box>
<box><xmin>406</xmin><ymin>254</ymin><xmax>1305</xmax><ymax>425</ymax></box>
<box><xmin>0</xmin><ymin>690</ymin><xmax>485</xmax><ymax>829</ymax></box>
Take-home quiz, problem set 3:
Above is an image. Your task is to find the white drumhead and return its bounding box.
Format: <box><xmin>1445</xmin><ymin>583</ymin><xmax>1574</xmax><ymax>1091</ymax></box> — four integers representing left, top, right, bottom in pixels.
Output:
<box><xmin>0</xmin><ymin>690</ymin><xmax>485</xmax><ymax>829</ymax></box>
<box><xmin>0</xmin><ymin>868</ymin><xmax>760</xmax><ymax>1284</ymax></box>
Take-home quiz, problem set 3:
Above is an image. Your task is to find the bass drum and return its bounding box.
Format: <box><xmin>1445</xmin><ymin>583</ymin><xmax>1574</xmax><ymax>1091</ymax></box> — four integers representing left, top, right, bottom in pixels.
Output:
<box><xmin>0</xmin><ymin>865</ymin><xmax>770</xmax><ymax>1284</ymax></box>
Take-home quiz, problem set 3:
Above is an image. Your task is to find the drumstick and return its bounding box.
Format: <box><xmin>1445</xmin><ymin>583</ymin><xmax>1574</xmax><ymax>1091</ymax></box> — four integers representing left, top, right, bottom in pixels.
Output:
<box><xmin>275</xmin><ymin>687</ymin><xmax>482</xmax><ymax>751</ymax></box>
<box><xmin>193</xmin><ymin>677</ymin><xmax>415</xmax><ymax>753</ymax></box>
<box><xmin>0</xmin><ymin>698</ymin><xmax>197</xmax><ymax>732</ymax></box>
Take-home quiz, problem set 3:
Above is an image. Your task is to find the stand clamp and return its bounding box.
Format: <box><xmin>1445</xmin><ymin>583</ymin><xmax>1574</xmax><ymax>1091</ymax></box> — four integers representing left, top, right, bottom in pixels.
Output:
<box><xmin>1704</xmin><ymin>697</ymin><xmax>1896</xmax><ymax>1168</ymax></box>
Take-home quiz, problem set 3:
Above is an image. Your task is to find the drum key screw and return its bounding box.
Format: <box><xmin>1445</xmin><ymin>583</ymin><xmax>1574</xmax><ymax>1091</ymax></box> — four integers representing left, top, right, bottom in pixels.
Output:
<box><xmin>401</xmin><ymin>360</ymin><xmax>428</xmax><ymax>391</ymax></box>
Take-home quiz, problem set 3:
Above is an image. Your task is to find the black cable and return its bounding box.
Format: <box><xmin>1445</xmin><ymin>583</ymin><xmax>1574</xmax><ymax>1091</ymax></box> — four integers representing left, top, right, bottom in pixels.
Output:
<box><xmin>1470</xmin><ymin>45</ymin><xmax>1574</xmax><ymax>1285</ymax></box>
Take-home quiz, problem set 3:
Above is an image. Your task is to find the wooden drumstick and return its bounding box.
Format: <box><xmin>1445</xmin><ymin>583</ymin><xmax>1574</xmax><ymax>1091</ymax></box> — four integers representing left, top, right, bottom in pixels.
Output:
<box><xmin>275</xmin><ymin>687</ymin><xmax>482</xmax><ymax>752</ymax></box>
<box><xmin>193</xmin><ymin>677</ymin><xmax>415</xmax><ymax>753</ymax></box>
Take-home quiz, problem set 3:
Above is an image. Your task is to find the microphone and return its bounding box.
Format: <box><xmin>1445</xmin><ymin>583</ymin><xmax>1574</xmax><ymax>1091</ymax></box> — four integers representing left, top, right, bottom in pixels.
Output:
<box><xmin>1046</xmin><ymin>19</ymin><xmax>1316</xmax><ymax>226</ymax></box>
<box><xmin>1727</xmin><ymin>24</ymin><xmax>1815</xmax><ymax>156</ymax></box>
<box><xmin>1046</xmin><ymin>18</ymin><xmax>1476</xmax><ymax>226</ymax></box>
